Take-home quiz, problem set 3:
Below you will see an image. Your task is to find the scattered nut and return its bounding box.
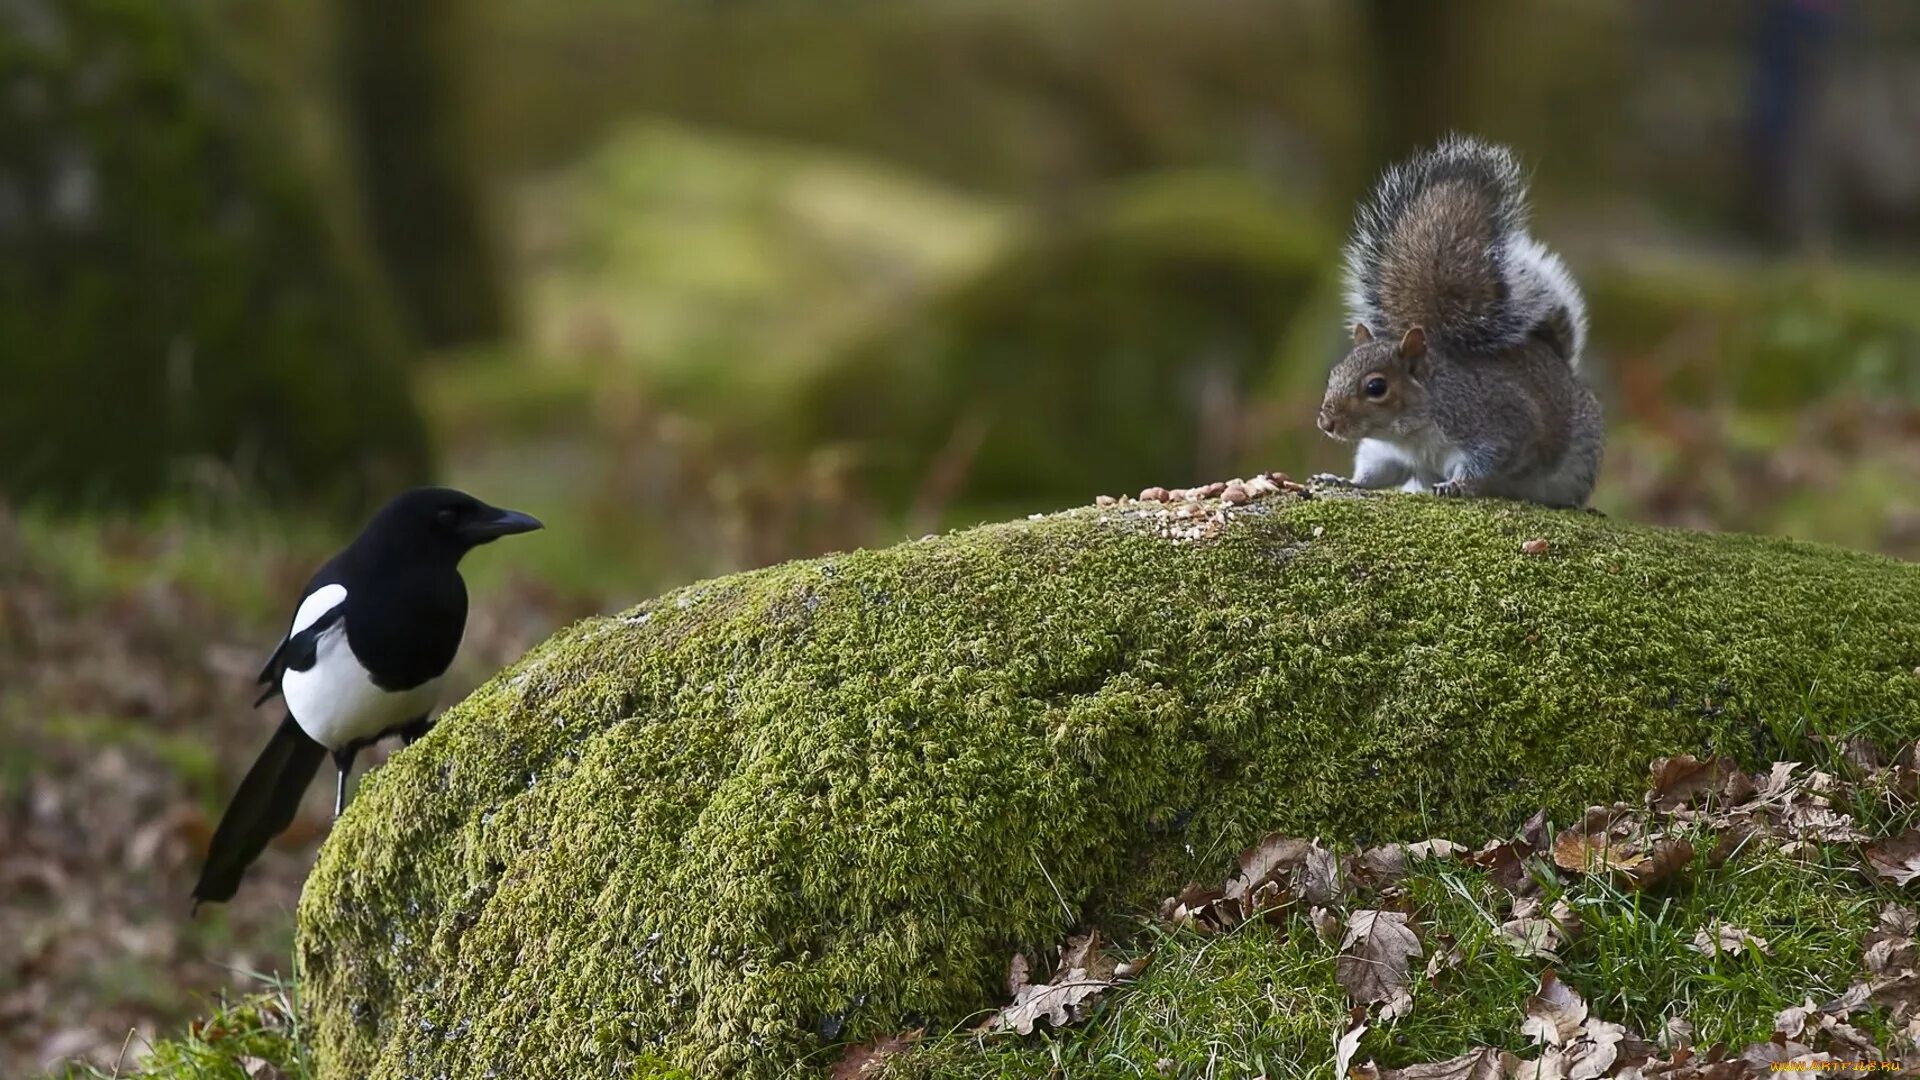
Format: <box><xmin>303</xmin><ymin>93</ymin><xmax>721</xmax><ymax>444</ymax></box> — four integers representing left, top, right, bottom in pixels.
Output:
<box><xmin>1221</xmin><ymin>484</ymin><xmax>1250</xmax><ymax>506</ymax></box>
<box><xmin>1311</xmin><ymin>525</ymin><xmax>1325</xmax><ymax>538</ymax></box>
<box><xmin>1201</xmin><ymin>482</ymin><xmax>1227</xmax><ymax>498</ymax></box>
<box><xmin>1095</xmin><ymin>495</ymin><xmax>1116</xmax><ymax>507</ymax></box>
<box><xmin>1521</xmin><ymin>538</ymin><xmax>1551</xmax><ymax>556</ymax></box>
<box><xmin>1141</xmin><ymin>486</ymin><xmax>1169</xmax><ymax>502</ymax></box>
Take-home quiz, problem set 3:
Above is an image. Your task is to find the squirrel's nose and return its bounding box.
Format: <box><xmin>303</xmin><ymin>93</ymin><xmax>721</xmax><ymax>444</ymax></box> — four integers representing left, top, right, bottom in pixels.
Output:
<box><xmin>1317</xmin><ymin>412</ymin><xmax>1335</xmax><ymax>435</ymax></box>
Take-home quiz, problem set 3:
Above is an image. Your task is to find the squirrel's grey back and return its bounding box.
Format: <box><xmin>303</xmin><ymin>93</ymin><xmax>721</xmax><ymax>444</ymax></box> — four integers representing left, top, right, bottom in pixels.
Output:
<box><xmin>1342</xmin><ymin>135</ymin><xmax>1587</xmax><ymax>367</ymax></box>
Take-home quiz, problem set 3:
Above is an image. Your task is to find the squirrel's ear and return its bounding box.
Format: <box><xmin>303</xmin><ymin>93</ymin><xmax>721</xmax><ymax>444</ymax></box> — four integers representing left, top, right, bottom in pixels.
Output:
<box><xmin>1352</xmin><ymin>322</ymin><xmax>1374</xmax><ymax>345</ymax></box>
<box><xmin>1398</xmin><ymin>326</ymin><xmax>1428</xmax><ymax>360</ymax></box>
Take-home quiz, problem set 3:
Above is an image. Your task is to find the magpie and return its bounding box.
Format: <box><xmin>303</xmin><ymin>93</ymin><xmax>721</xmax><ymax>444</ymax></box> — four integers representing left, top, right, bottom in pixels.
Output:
<box><xmin>190</xmin><ymin>487</ymin><xmax>542</xmax><ymax>910</ymax></box>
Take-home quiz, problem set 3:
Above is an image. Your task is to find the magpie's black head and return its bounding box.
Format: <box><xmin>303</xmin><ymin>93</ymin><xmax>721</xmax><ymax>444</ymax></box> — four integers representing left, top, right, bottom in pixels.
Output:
<box><xmin>360</xmin><ymin>487</ymin><xmax>543</xmax><ymax>563</ymax></box>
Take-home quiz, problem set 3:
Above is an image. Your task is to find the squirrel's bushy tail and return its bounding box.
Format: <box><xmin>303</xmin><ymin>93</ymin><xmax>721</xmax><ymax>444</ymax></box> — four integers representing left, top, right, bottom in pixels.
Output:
<box><xmin>1342</xmin><ymin>134</ymin><xmax>1587</xmax><ymax>366</ymax></box>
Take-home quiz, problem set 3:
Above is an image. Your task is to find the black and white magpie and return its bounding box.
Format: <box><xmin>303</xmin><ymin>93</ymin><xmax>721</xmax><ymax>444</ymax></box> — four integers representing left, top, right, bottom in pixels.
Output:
<box><xmin>190</xmin><ymin>487</ymin><xmax>542</xmax><ymax>910</ymax></box>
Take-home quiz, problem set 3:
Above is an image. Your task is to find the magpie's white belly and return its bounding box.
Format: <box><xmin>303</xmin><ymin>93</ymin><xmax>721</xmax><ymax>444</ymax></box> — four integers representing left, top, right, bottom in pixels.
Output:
<box><xmin>282</xmin><ymin>625</ymin><xmax>441</xmax><ymax>749</ymax></box>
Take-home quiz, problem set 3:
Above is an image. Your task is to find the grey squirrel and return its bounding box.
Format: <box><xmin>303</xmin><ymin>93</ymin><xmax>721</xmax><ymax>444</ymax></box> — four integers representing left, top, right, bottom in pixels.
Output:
<box><xmin>1314</xmin><ymin>136</ymin><xmax>1603</xmax><ymax>509</ymax></box>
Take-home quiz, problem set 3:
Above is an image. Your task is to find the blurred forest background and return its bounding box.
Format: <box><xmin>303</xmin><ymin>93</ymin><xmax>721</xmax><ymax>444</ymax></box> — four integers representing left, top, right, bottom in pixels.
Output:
<box><xmin>4</xmin><ymin>0</ymin><xmax>1920</xmax><ymax>1073</ymax></box>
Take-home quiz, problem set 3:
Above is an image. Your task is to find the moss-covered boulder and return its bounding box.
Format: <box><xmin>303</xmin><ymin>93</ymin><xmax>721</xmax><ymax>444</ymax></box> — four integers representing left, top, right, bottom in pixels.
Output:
<box><xmin>0</xmin><ymin>0</ymin><xmax>427</xmax><ymax>509</ymax></box>
<box><xmin>297</xmin><ymin>491</ymin><xmax>1920</xmax><ymax>1078</ymax></box>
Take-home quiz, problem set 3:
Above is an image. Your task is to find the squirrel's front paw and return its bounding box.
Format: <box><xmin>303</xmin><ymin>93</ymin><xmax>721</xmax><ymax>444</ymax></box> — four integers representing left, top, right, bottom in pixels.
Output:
<box><xmin>1310</xmin><ymin>473</ymin><xmax>1358</xmax><ymax>489</ymax></box>
<box><xmin>1432</xmin><ymin>480</ymin><xmax>1473</xmax><ymax>498</ymax></box>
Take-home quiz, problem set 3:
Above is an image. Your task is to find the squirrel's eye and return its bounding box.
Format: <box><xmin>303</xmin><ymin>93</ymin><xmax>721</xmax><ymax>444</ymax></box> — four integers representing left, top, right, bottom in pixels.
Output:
<box><xmin>1364</xmin><ymin>377</ymin><xmax>1389</xmax><ymax>399</ymax></box>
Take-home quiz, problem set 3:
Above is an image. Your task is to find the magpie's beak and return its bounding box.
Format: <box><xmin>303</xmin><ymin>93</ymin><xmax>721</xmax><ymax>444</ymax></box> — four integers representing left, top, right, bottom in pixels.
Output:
<box><xmin>459</xmin><ymin>506</ymin><xmax>543</xmax><ymax>544</ymax></box>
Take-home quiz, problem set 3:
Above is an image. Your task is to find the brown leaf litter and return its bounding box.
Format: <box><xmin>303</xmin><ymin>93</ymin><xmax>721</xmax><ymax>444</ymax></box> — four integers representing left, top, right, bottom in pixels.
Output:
<box><xmin>1338</xmin><ymin>910</ymin><xmax>1424</xmax><ymax>1021</ymax></box>
<box><xmin>1161</xmin><ymin>833</ymin><xmax>1348</xmax><ymax>934</ymax></box>
<box><xmin>978</xmin><ymin>744</ymin><xmax>1920</xmax><ymax>1074</ymax></box>
<box><xmin>1689</xmin><ymin>921</ymin><xmax>1771</xmax><ymax>959</ymax></box>
<box><xmin>830</xmin><ymin>1030</ymin><xmax>924</xmax><ymax>1079</ymax></box>
<box><xmin>983</xmin><ymin>929</ymin><xmax>1151</xmax><ymax>1035</ymax></box>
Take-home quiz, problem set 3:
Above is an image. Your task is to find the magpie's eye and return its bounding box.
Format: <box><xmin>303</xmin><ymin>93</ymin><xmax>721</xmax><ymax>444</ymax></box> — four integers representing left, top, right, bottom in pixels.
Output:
<box><xmin>436</xmin><ymin>507</ymin><xmax>459</xmax><ymax>528</ymax></box>
<box><xmin>1364</xmin><ymin>376</ymin><xmax>1389</xmax><ymax>400</ymax></box>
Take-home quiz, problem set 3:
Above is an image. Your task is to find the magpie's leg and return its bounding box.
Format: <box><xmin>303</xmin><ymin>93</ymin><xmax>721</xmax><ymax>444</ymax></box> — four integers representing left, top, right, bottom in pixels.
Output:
<box><xmin>331</xmin><ymin>746</ymin><xmax>358</xmax><ymax>819</ymax></box>
<box><xmin>397</xmin><ymin>714</ymin><xmax>434</xmax><ymax>748</ymax></box>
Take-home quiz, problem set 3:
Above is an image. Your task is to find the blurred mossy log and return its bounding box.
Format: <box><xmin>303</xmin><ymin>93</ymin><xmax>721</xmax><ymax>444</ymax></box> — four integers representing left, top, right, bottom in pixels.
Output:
<box><xmin>332</xmin><ymin>0</ymin><xmax>506</xmax><ymax>348</ymax></box>
<box><xmin>0</xmin><ymin>0</ymin><xmax>430</xmax><ymax>511</ymax></box>
<box><xmin>798</xmin><ymin>171</ymin><xmax>1336</xmax><ymax>518</ymax></box>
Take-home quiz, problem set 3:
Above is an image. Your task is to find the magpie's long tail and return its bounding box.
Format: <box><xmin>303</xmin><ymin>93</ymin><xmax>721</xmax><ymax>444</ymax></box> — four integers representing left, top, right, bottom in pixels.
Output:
<box><xmin>191</xmin><ymin>714</ymin><xmax>325</xmax><ymax>912</ymax></box>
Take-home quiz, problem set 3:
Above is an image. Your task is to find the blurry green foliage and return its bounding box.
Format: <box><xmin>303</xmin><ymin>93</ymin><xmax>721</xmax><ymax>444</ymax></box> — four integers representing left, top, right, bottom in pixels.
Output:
<box><xmin>513</xmin><ymin>121</ymin><xmax>1009</xmax><ymax>421</ymax></box>
<box><xmin>1584</xmin><ymin>260</ymin><xmax>1920</xmax><ymax>411</ymax></box>
<box><xmin>801</xmin><ymin>171</ymin><xmax>1333</xmax><ymax>512</ymax></box>
<box><xmin>0</xmin><ymin>0</ymin><xmax>428</xmax><ymax>511</ymax></box>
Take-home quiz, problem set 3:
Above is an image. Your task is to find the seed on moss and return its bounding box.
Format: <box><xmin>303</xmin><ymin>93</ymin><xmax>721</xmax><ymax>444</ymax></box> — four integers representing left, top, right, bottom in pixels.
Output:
<box><xmin>1522</xmin><ymin>539</ymin><xmax>1551</xmax><ymax>556</ymax></box>
<box><xmin>1095</xmin><ymin>495</ymin><xmax>1116</xmax><ymax>507</ymax></box>
<box><xmin>1222</xmin><ymin>484</ymin><xmax>1250</xmax><ymax>506</ymax></box>
<box><xmin>1141</xmin><ymin>486</ymin><xmax>1169</xmax><ymax>502</ymax></box>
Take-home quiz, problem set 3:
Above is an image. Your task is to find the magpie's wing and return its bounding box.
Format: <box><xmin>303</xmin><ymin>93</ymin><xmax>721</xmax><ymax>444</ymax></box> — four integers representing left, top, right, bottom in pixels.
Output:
<box><xmin>253</xmin><ymin>584</ymin><xmax>347</xmax><ymax>707</ymax></box>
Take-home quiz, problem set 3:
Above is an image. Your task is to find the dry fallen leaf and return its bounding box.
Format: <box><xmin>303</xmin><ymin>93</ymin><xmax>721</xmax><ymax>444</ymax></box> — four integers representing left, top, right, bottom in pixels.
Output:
<box><xmin>985</xmin><ymin>930</ymin><xmax>1142</xmax><ymax>1035</ymax></box>
<box><xmin>1179</xmin><ymin>833</ymin><xmax>1343</xmax><ymax>932</ymax></box>
<box><xmin>1773</xmin><ymin>1000</ymin><xmax>1814</xmax><ymax>1039</ymax></box>
<box><xmin>1354</xmin><ymin>839</ymin><xmax>1467</xmax><ymax>885</ymax></box>
<box><xmin>1006</xmin><ymin>952</ymin><xmax>1030</xmax><ymax>997</ymax></box>
<box><xmin>830</xmin><ymin>1030</ymin><xmax>924</xmax><ymax>1079</ymax></box>
<box><xmin>1690</xmin><ymin>920</ymin><xmax>1770</xmax><ymax>958</ymax></box>
<box><xmin>1818</xmin><ymin>981</ymin><xmax>1872</xmax><ymax>1018</ymax></box>
<box><xmin>1865</xmin><ymin>829</ymin><xmax>1920</xmax><ymax>885</ymax></box>
<box><xmin>1522</xmin><ymin>971</ymin><xmax>1589</xmax><ymax>1047</ymax></box>
<box><xmin>1552</xmin><ymin>808</ymin><xmax>1694</xmax><ymax>890</ymax></box>
<box><xmin>1424</xmin><ymin>931</ymin><xmax>1464</xmax><ymax>981</ymax></box>
<box><xmin>1338</xmin><ymin>910</ymin><xmax>1423</xmax><ymax>1020</ymax></box>
<box><xmin>1562</xmin><ymin>1017</ymin><xmax>1628</xmax><ymax>1079</ymax></box>
<box><xmin>1500</xmin><ymin>898</ymin><xmax>1580</xmax><ymax>961</ymax></box>
<box><xmin>1159</xmin><ymin>883</ymin><xmax>1240</xmax><ymax>934</ymax></box>
<box><xmin>1228</xmin><ymin>834</ymin><xmax>1316</xmax><ymax>904</ymax></box>
<box><xmin>1552</xmin><ymin>808</ymin><xmax>1643</xmax><ymax>874</ymax></box>
<box><xmin>1468</xmin><ymin>837</ymin><xmax>1539</xmax><ymax>895</ymax></box>
<box><xmin>1736</xmin><ymin>1034</ymin><xmax>1826</xmax><ymax>1068</ymax></box>
<box><xmin>1863</xmin><ymin>903</ymin><xmax>1919</xmax><ymax>977</ymax></box>
<box><xmin>1311</xmin><ymin>906</ymin><xmax>1343</xmax><ymax>947</ymax></box>
<box><xmin>1619</xmin><ymin>837</ymin><xmax>1695</xmax><ymax>890</ymax></box>
<box><xmin>1646</xmin><ymin>755</ymin><xmax>1755</xmax><ymax>812</ymax></box>
<box><xmin>236</xmin><ymin>1058</ymin><xmax>285</xmax><ymax>1080</ymax></box>
<box><xmin>1362</xmin><ymin>1048</ymin><xmax>1506</xmax><ymax>1080</ymax></box>
<box><xmin>1304</xmin><ymin>843</ymin><xmax>1346</xmax><ymax>907</ymax></box>
<box><xmin>1336</xmin><ymin>1010</ymin><xmax>1368</xmax><ymax>1078</ymax></box>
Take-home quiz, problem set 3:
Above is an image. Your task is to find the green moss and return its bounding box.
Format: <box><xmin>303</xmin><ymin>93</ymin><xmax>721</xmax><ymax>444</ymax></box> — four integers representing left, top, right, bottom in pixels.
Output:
<box><xmin>53</xmin><ymin>993</ymin><xmax>313</xmax><ymax>1080</ymax></box>
<box><xmin>297</xmin><ymin>492</ymin><xmax>1920</xmax><ymax>1077</ymax></box>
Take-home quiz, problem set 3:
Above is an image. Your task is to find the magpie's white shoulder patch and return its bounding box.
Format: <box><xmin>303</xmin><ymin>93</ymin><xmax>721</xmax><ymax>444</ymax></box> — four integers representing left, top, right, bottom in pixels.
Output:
<box><xmin>292</xmin><ymin>583</ymin><xmax>347</xmax><ymax>636</ymax></box>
